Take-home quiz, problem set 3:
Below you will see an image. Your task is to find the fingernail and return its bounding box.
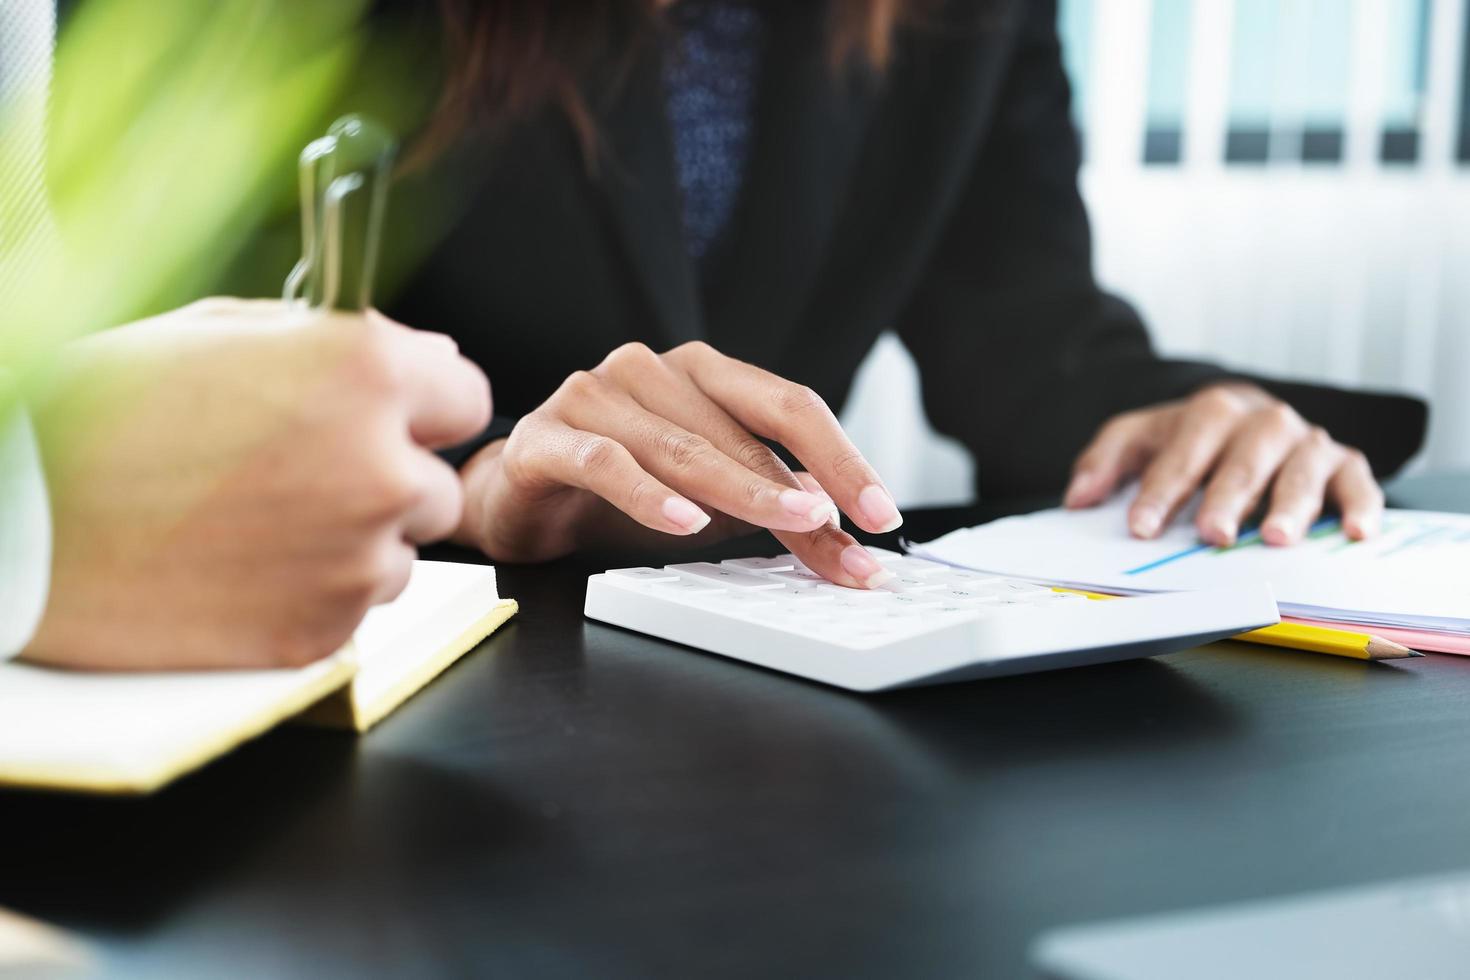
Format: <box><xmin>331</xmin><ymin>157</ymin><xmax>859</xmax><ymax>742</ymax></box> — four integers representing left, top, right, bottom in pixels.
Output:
<box><xmin>1210</xmin><ymin>517</ymin><xmax>1238</xmax><ymax>546</ymax></box>
<box><xmin>779</xmin><ymin>488</ymin><xmax>839</xmax><ymax>524</ymax></box>
<box><xmin>1064</xmin><ymin>471</ymin><xmax>1093</xmax><ymax>508</ymax></box>
<box><xmin>857</xmin><ymin>484</ymin><xmax>903</xmax><ymax>533</ymax></box>
<box><xmin>841</xmin><ymin>545</ymin><xmax>896</xmax><ymax>590</ymax></box>
<box><xmin>662</xmin><ymin>497</ymin><xmax>711</xmax><ymax>534</ymax></box>
<box><xmin>1131</xmin><ymin>506</ymin><xmax>1162</xmax><ymax>538</ymax></box>
<box><xmin>1262</xmin><ymin>517</ymin><xmax>1296</xmax><ymax>545</ymax></box>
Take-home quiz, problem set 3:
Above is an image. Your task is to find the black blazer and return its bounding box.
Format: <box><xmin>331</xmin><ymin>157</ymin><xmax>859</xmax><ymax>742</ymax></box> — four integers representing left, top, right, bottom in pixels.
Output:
<box><xmin>386</xmin><ymin>0</ymin><xmax>1427</xmax><ymax>499</ymax></box>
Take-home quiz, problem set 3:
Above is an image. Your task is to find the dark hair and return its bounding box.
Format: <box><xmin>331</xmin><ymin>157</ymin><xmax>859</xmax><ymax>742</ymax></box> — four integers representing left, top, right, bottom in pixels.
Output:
<box><xmin>414</xmin><ymin>0</ymin><xmax>921</xmax><ymax>169</ymax></box>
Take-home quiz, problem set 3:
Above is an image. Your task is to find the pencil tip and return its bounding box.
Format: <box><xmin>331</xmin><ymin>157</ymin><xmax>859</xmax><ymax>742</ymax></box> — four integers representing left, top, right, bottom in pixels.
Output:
<box><xmin>1367</xmin><ymin>636</ymin><xmax>1418</xmax><ymax>660</ymax></box>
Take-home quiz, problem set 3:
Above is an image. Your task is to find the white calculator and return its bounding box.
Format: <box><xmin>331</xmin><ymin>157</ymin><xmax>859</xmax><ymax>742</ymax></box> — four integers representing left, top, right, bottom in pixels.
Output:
<box><xmin>584</xmin><ymin>549</ymin><xmax>1278</xmax><ymax>691</ymax></box>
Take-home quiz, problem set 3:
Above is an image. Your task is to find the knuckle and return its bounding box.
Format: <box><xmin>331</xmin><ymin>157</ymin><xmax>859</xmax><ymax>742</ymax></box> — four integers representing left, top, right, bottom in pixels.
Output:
<box><xmin>664</xmin><ymin>340</ymin><xmax>716</xmax><ymax>369</ymax></box>
<box><xmin>348</xmin><ymin>322</ymin><xmax>405</xmax><ymax>394</ymax></box>
<box><xmin>1191</xmin><ymin>386</ymin><xmax>1243</xmax><ymax>416</ymax></box>
<box><xmin>557</xmin><ymin>370</ymin><xmax>603</xmax><ymax>403</ymax></box>
<box><xmin>624</xmin><ymin>476</ymin><xmax>659</xmax><ymax>514</ymax></box>
<box><xmin>1305</xmin><ymin>424</ymin><xmax>1332</xmax><ymax>447</ymax></box>
<box><xmin>660</xmin><ymin>430</ymin><xmax>716</xmax><ymax>471</ymax></box>
<box><xmin>601</xmin><ymin>342</ymin><xmax>659</xmax><ymax>373</ymax></box>
<box><xmin>1259</xmin><ymin>401</ymin><xmax>1303</xmax><ymax>433</ymax></box>
<box><xmin>827</xmin><ymin>447</ymin><xmax>871</xmax><ymax>482</ymax></box>
<box><xmin>371</xmin><ymin>462</ymin><xmax>422</xmax><ymax>518</ymax></box>
<box><xmin>775</xmin><ymin>383</ymin><xmax>830</xmax><ymax>419</ymax></box>
<box><xmin>731</xmin><ymin>438</ymin><xmax>785</xmax><ymax>478</ymax></box>
<box><xmin>347</xmin><ymin>448</ymin><xmax>421</xmax><ymax>524</ymax></box>
<box><xmin>738</xmin><ymin>476</ymin><xmax>770</xmax><ymax>507</ymax></box>
<box><xmin>671</xmin><ymin>340</ymin><xmax>715</xmax><ymax>359</ymax></box>
<box><xmin>574</xmin><ymin>435</ymin><xmax>620</xmax><ymax>477</ymax></box>
<box><xmin>803</xmin><ymin>523</ymin><xmax>850</xmax><ymax>552</ymax></box>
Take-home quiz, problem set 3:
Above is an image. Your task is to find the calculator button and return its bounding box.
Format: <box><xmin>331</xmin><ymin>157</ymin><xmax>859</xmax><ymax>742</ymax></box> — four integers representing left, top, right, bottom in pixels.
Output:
<box><xmin>999</xmin><ymin>581</ymin><xmax>1052</xmax><ymax>594</ymax></box>
<box><xmin>931</xmin><ymin>570</ymin><xmax>1004</xmax><ymax>587</ymax></box>
<box><xmin>879</xmin><ymin>576</ymin><xmax>947</xmax><ymax>593</ymax></box>
<box><xmin>606</xmin><ymin>567</ymin><xmax>682</xmax><ymax>583</ymax></box>
<box><xmin>649</xmin><ymin>580</ymin><xmax>727</xmax><ymax>599</ymax></box>
<box><xmin>705</xmin><ymin>591</ymin><xmax>778</xmax><ymax>608</ymax></box>
<box><xmin>721</xmin><ymin>556</ymin><xmax>798</xmax><ymax>573</ymax></box>
<box><xmin>887</xmin><ymin>592</ymin><xmax>945</xmax><ymax>607</ymax></box>
<box><xmin>933</xmin><ymin>588</ymin><xmax>1002</xmax><ymax>605</ymax></box>
<box><xmin>668</xmin><ymin>563</ymin><xmax>786</xmax><ymax>590</ymax></box>
<box><xmin>885</xmin><ymin>558</ymin><xmax>951</xmax><ymax>578</ymax></box>
<box><xmin>768</xmin><ymin>568</ymin><xmax>827</xmax><ymax>588</ymax></box>
<box><xmin>829</xmin><ymin>593</ymin><xmax>893</xmax><ymax>608</ymax></box>
<box><xmin>813</xmin><ymin>584</ymin><xmax>892</xmax><ymax>601</ymax></box>
<box><xmin>771</xmin><ymin>587</ymin><xmax>836</xmax><ymax>604</ymax></box>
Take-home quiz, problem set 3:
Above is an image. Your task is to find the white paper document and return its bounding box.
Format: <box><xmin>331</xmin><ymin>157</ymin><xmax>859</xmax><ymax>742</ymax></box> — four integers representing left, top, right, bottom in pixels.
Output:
<box><xmin>910</xmin><ymin>494</ymin><xmax>1470</xmax><ymax>634</ymax></box>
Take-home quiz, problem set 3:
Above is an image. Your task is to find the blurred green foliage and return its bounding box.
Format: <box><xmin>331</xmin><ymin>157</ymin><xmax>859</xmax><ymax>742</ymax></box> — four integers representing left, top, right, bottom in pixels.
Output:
<box><xmin>2</xmin><ymin>0</ymin><xmax>447</xmax><ymax>405</ymax></box>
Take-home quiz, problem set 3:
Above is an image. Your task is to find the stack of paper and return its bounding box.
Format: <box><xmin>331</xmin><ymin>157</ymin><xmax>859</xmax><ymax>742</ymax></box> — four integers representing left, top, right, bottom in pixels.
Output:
<box><xmin>911</xmin><ymin>495</ymin><xmax>1470</xmax><ymax>654</ymax></box>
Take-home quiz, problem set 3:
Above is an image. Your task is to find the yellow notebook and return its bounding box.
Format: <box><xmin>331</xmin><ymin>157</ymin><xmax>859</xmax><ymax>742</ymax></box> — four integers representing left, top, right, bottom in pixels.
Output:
<box><xmin>0</xmin><ymin>561</ymin><xmax>516</xmax><ymax>795</ymax></box>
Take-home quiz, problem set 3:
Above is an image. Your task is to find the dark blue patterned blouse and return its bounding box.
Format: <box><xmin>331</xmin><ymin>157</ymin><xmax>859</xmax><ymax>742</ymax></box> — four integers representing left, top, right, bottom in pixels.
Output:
<box><xmin>662</xmin><ymin>0</ymin><xmax>766</xmax><ymax>274</ymax></box>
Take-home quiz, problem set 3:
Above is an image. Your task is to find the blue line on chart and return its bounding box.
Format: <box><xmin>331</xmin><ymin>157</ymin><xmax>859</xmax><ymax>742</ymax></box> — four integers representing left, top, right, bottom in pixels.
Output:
<box><xmin>1383</xmin><ymin>523</ymin><xmax>1453</xmax><ymax>557</ymax></box>
<box><xmin>1122</xmin><ymin>517</ymin><xmax>1336</xmax><ymax>576</ymax></box>
<box><xmin>1123</xmin><ymin>542</ymin><xmax>1215</xmax><ymax>576</ymax></box>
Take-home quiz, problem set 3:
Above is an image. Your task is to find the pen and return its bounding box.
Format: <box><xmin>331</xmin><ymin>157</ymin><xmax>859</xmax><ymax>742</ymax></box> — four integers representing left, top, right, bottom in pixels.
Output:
<box><xmin>284</xmin><ymin>114</ymin><xmax>397</xmax><ymax>313</ymax></box>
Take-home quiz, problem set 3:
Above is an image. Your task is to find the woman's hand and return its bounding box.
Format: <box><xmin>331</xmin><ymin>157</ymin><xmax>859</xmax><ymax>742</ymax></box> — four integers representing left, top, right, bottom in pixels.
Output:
<box><xmin>1064</xmin><ymin>383</ymin><xmax>1383</xmax><ymax>546</ymax></box>
<box><xmin>25</xmin><ymin>299</ymin><xmax>490</xmax><ymax>670</ymax></box>
<box><xmin>456</xmin><ymin>341</ymin><xmax>904</xmax><ymax>589</ymax></box>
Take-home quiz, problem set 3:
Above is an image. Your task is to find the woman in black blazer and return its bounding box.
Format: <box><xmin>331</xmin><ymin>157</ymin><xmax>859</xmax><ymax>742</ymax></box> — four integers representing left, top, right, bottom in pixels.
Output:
<box><xmin>386</xmin><ymin>0</ymin><xmax>1426</xmax><ymax>588</ymax></box>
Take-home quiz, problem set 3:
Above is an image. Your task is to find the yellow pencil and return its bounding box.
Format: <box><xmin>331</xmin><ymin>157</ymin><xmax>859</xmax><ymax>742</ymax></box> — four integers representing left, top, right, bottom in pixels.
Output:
<box><xmin>1052</xmin><ymin>588</ymin><xmax>1422</xmax><ymax>661</ymax></box>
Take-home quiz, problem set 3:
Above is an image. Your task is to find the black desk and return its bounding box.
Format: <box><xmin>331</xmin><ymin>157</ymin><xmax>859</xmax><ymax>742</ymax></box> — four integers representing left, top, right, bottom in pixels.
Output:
<box><xmin>4</xmin><ymin>477</ymin><xmax>1469</xmax><ymax>979</ymax></box>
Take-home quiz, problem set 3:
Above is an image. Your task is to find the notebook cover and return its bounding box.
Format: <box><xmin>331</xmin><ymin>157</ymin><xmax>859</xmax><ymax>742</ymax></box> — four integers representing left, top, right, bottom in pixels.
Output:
<box><xmin>298</xmin><ymin>597</ymin><xmax>519</xmax><ymax>732</ymax></box>
<box><xmin>0</xmin><ymin>656</ymin><xmax>356</xmax><ymax>795</ymax></box>
<box><xmin>0</xmin><ymin>562</ymin><xmax>514</xmax><ymax>795</ymax></box>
